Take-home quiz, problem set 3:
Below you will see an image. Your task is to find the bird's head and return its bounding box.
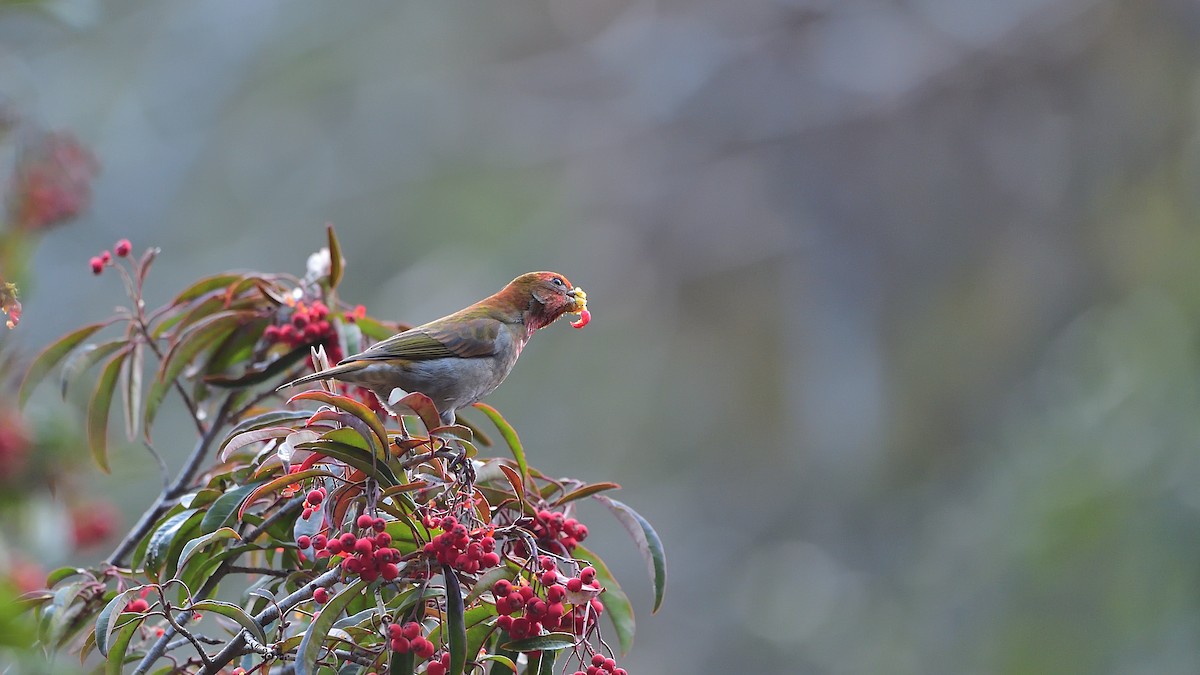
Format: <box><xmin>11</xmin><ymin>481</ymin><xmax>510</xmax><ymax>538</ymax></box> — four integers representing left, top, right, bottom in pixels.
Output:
<box><xmin>501</xmin><ymin>271</ymin><xmax>587</xmax><ymax>330</ymax></box>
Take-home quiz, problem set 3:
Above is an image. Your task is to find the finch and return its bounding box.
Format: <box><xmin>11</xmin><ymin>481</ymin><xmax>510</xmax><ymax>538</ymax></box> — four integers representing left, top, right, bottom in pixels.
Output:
<box><xmin>278</xmin><ymin>271</ymin><xmax>588</xmax><ymax>425</ymax></box>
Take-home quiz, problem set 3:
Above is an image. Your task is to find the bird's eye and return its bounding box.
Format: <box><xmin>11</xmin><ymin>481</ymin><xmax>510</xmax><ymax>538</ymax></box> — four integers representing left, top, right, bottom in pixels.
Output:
<box><xmin>552</xmin><ymin>278</ymin><xmax>564</xmax><ymax>287</ymax></box>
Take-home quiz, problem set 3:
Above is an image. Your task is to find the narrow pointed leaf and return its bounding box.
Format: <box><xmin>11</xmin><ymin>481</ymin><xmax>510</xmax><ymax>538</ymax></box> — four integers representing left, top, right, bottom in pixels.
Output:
<box><xmin>204</xmin><ymin>343</ymin><xmax>308</xmax><ymax>387</ymax></box>
<box><xmin>219</xmin><ymin>426</ymin><xmax>295</xmax><ymax>463</ymax></box>
<box><xmin>497</xmin><ymin>464</ymin><xmax>527</xmax><ymax>512</ymax></box>
<box><xmin>87</xmin><ymin>348</ymin><xmax>130</xmax><ymax>473</ymax></box>
<box><xmin>480</xmin><ymin>655</ymin><xmax>517</xmax><ymax>673</ymax></box>
<box><xmin>553</xmin><ymin>482</ymin><xmax>621</xmax><ymax>507</ymax></box>
<box><xmin>297</xmin><ymin>440</ymin><xmax>399</xmax><ymax>486</ymax></box>
<box><xmin>288</xmin><ymin>390</ymin><xmax>389</xmax><ymax>456</ymax></box>
<box><xmin>500</xmin><ymin>632</ymin><xmax>576</xmax><ymax>652</ymax></box>
<box><xmin>60</xmin><ymin>339</ymin><xmax>125</xmax><ymax>400</ymax></box>
<box><xmin>237</xmin><ymin>468</ymin><xmax>337</xmax><ymax>520</ymax></box>
<box><xmin>396</xmin><ymin>392</ymin><xmax>440</xmax><ymax>432</ymax></box>
<box><xmin>178</xmin><ymin>527</ymin><xmax>241</xmax><ymax>570</ymax></box>
<box><xmin>443</xmin><ymin>565</ymin><xmax>467</xmax><ymax>675</ymax></box>
<box><xmin>19</xmin><ymin>321</ymin><xmax>108</xmax><ymax>407</ymax></box>
<box><xmin>122</xmin><ymin>340</ymin><xmax>144</xmax><ymax>441</ymax></box>
<box><xmin>327</xmin><ymin>223</ymin><xmax>344</xmax><ymax>288</ymax></box>
<box><xmin>593</xmin><ymin>496</ymin><xmax>666</xmax><ymax>613</ymax></box>
<box><xmin>144</xmin><ymin>311</ymin><xmax>245</xmax><ymax>435</ymax></box>
<box><xmin>95</xmin><ymin>588</ymin><xmax>138</xmax><ymax>657</ymax></box>
<box><xmin>168</xmin><ymin>273</ymin><xmax>244</xmax><ymax>305</ymax></box>
<box><xmin>296</xmin><ymin>578</ymin><xmax>368</xmax><ymax>675</ymax></box>
<box><xmin>390</xmin><ymin>649</ymin><xmax>415</xmax><ymax>675</ymax></box>
<box><xmin>191</xmin><ymin>600</ymin><xmax>267</xmax><ymax>646</ymax></box>
<box><xmin>144</xmin><ymin>509</ymin><xmax>198</xmax><ymax>580</ymax></box>
<box><xmin>104</xmin><ymin>620</ymin><xmax>140</xmax><ymax>675</ymax></box>
<box><xmin>200</xmin><ymin>481</ymin><xmax>264</xmax><ymax>533</ymax></box>
<box><xmin>472</xmin><ymin>403</ymin><xmax>526</xmax><ymax>483</ymax></box>
<box><xmin>219</xmin><ymin>410</ymin><xmax>312</xmax><ymax>452</ymax></box>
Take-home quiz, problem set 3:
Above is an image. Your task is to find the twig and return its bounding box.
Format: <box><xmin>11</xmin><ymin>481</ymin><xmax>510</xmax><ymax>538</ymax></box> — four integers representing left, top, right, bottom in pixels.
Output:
<box><xmin>226</xmin><ymin>566</ymin><xmax>291</xmax><ymax>578</ymax></box>
<box><xmin>105</xmin><ymin>394</ymin><xmax>237</xmax><ymax>567</ymax></box>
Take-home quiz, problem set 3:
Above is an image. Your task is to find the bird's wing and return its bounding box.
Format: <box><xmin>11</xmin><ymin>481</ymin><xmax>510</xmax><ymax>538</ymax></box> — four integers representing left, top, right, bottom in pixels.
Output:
<box><xmin>347</xmin><ymin>317</ymin><xmax>499</xmax><ymax>362</ymax></box>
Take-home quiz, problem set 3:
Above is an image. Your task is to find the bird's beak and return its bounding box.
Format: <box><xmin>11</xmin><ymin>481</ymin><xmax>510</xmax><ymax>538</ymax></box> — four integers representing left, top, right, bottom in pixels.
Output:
<box><xmin>568</xmin><ymin>287</ymin><xmax>587</xmax><ymax>312</ymax></box>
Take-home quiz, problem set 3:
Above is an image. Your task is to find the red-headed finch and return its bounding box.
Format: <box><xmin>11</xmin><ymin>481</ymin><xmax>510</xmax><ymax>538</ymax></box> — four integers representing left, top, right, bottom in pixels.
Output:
<box><xmin>279</xmin><ymin>271</ymin><xmax>588</xmax><ymax>425</ymax></box>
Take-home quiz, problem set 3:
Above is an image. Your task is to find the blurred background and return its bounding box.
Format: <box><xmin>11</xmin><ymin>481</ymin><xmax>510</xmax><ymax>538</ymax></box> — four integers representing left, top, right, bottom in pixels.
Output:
<box><xmin>3</xmin><ymin>0</ymin><xmax>1200</xmax><ymax>672</ymax></box>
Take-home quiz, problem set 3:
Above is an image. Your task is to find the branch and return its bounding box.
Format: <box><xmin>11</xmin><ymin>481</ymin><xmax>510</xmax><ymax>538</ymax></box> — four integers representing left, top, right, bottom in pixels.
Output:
<box><xmin>105</xmin><ymin>394</ymin><xmax>237</xmax><ymax>567</ymax></box>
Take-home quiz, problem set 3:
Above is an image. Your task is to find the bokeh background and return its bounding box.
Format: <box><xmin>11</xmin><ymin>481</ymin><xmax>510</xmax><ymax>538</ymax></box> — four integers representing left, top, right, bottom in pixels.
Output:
<box><xmin>5</xmin><ymin>0</ymin><xmax>1200</xmax><ymax>672</ymax></box>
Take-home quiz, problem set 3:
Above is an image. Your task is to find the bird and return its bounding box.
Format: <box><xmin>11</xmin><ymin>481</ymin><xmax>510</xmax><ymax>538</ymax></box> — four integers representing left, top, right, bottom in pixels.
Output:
<box><xmin>278</xmin><ymin>271</ymin><xmax>589</xmax><ymax>426</ymax></box>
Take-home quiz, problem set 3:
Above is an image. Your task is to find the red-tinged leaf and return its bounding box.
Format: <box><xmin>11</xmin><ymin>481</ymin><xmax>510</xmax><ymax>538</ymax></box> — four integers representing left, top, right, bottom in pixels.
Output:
<box><xmin>191</xmin><ymin>600</ymin><xmax>267</xmax><ymax>646</ymax></box>
<box><xmin>553</xmin><ymin>482</ymin><xmax>621</xmax><ymax>507</ymax></box>
<box><xmin>500</xmin><ymin>632</ymin><xmax>576</xmax><ymax>652</ymax></box>
<box><xmin>144</xmin><ymin>311</ymin><xmax>245</xmax><ymax>436</ymax></box>
<box><xmin>95</xmin><ymin>588</ymin><xmax>138</xmax><ymax>657</ymax></box>
<box><xmin>473</xmin><ymin>403</ymin><xmax>526</xmax><ymax>483</ymax></box>
<box><xmin>575</xmin><ymin>545</ymin><xmax>635</xmax><ymax>656</ymax></box>
<box><xmin>380</xmin><ymin>481</ymin><xmax>428</xmax><ymax>499</ymax></box>
<box><xmin>327</xmin><ymin>223</ymin><xmax>344</xmax><ymax>289</ymax></box>
<box><xmin>593</xmin><ymin>496</ymin><xmax>666</xmax><ymax>613</ymax></box>
<box><xmin>60</xmin><ymin>339</ymin><xmax>126</xmax><ymax>400</ymax></box>
<box><xmin>498</xmin><ymin>464</ymin><xmax>527</xmax><ymax>512</ymax></box>
<box><xmin>168</xmin><ymin>273</ymin><xmax>244</xmax><ymax>305</ymax></box>
<box><xmin>253</xmin><ymin>277</ymin><xmax>291</xmax><ymax>305</ymax></box>
<box><xmin>321</xmin><ymin>416</ymin><xmax>386</xmax><ymax>460</ymax></box>
<box><xmin>163</xmin><ymin>295</ymin><xmax>223</xmax><ymax>337</ymax></box>
<box><xmin>288</xmin><ymin>390</ymin><xmax>389</xmax><ymax>455</ymax></box>
<box><xmin>222</xmin><ymin>409</ymin><xmax>312</xmax><ymax>443</ymax></box>
<box><xmin>121</xmin><ymin>340</ymin><xmax>144</xmax><ymax>441</ymax></box>
<box><xmin>237</xmin><ymin>469</ymin><xmax>338</xmax><ymax>520</ymax></box>
<box><xmin>136</xmin><ymin>246</ymin><xmax>159</xmax><ymax>289</ymax></box>
<box><xmin>430</xmin><ymin>424</ymin><xmax>473</xmax><ymax>440</ymax></box>
<box><xmin>87</xmin><ymin>348</ymin><xmax>130</xmax><ymax>473</ymax></box>
<box><xmin>296</xmin><ymin>578</ymin><xmax>368</xmax><ymax>675</ymax></box>
<box><xmin>18</xmin><ymin>321</ymin><xmax>109</xmax><ymax>407</ymax></box>
<box><xmin>442</xmin><ymin>565</ymin><xmax>468</xmax><ymax>675</ymax></box>
<box><xmin>396</xmin><ymin>392</ymin><xmax>440</xmax><ymax>432</ymax></box>
<box><xmin>219</xmin><ymin>427</ymin><xmax>294</xmax><ymax>463</ymax></box>
<box><xmin>203</xmin><ymin>317</ymin><xmax>269</xmax><ymax>376</ymax></box>
<box><xmin>45</xmin><ymin>567</ymin><xmax>86</xmax><ymax>588</ymax></box>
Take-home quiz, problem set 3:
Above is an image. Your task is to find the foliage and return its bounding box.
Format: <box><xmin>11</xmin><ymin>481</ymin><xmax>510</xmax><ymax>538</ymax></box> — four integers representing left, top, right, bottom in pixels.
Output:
<box><xmin>19</xmin><ymin>226</ymin><xmax>664</xmax><ymax>674</ymax></box>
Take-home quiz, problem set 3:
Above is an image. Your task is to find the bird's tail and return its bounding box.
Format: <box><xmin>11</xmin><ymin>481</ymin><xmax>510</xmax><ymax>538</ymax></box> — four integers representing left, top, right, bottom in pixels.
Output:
<box><xmin>275</xmin><ymin>361</ymin><xmax>365</xmax><ymax>392</ymax></box>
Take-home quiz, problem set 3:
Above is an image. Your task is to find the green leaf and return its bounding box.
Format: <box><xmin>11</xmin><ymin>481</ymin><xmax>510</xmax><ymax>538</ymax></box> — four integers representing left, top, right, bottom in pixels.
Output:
<box><xmin>553</xmin><ymin>482</ymin><xmax>621</xmax><ymax>507</ymax></box>
<box><xmin>18</xmin><ymin>321</ymin><xmax>107</xmax><ymax>407</ymax></box>
<box><xmin>94</xmin><ymin>588</ymin><xmax>138</xmax><ymax>657</ymax></box>
<box><xmin>168</xmin><ymin>272</ymin><xmax>245</xmax><ymax>306</ymax></box>
<box><xmin>205</xmin><ymin>343</ymin><xmax>308</xmax><ymax>388</ymax></box>
<box><xmin>219</xmin><ymin>426</ymin><xmax>296</xmax><ymax>463</ymax></box>
<box><xmin>191</xmin><ymin>599</ymin><xmax>267</xmax><ymax>647</ymax></box>
<box><xmin>87</xmin><ymin>348</ymin><xmax>130</xmax><ymax>473</ymax></box>
<box><xmin>443</xmin><ymin>565</ymin><xmax>467</xmax><ymax>675</ymax></box>
<box><xmin>574</xmin><ymin>545</ymin><xmax>635</xmax><ymax>656</ymax></box>
<box><xmin>144</xmin><ymin>509</ymin><xmax>199</xmax><ymax>581</ymax></box>
<box><xmin>178</xmin><ymin>527</ymin><xmax>241</xmax><ymax>571</ymax></box>
<box><xmin>327</xmin><ymin>223</ymin><xmax>344</xmax><ymax>289</ymax></box>
<box><xmin>472</xmin><ymin>403</ymin><xmax>526</xmax><ymax>483</ymax></box>
<box><xmin>464</xmin><ymin>565</ymin><xmax>513</xmax><ymax>608</ymax></box>
<box><xmin>535</xmin><ymin>651</ymin><xmax>557</xmax><ymax>675</ymax></box>
<box><xmin>288</xmin><ymin>390</ymin><xmax>390</xmax><ymax>456</ymax></box>
<box><xmin>356</xmin><ymin>315</ymin><xmax>403</xmax><ymax>342</ymax></box>
<box><xmin>499</xmin><ymin>632</ymin><xmax>576</xmax><ymax>652</ymax></box>
<box><xmin>122</xmin><ymin>340</ymin><xmax>144</xmax><ymax>441</ymax></box>
<box><xmin>44</xmin><ymin>567</ymin><xmax>86</xmax><ymax>588</ymax></box>
<box><xmin>104</xmin><ymin>619</ymin><xmax>140</xmax><ymax>675</ymax></box>
<box><xmin>480</xmin><ymin>655</ymin><xmax>517</xmax><ymax>674</ymax></box>
<box><xmin>237</xmin><ymin>468</ymin><xmax>337</xmax><ymax>521</ymax></box>
<box><xmin>296</xmin><ymin>578</ymin><xmax>368</xmax><ymax>675</ymax></box>
<box><xmin>297</xmin><ymin>440</ymin><xmax>399</xmax><ymax>486</ymax></box>
<box><xmin>59</xmin><ymin>339</ymin><xmax>125</xmax><ymax>400</ymax></box>
<box><xmin>389</xmin><ymin>649</ymin><xmax>415</xmax><ymax>675</ymax></box>
<box><xmin>219</xmin><ymin>409</ymin><xmax>313</xmax><ymax>454</ymax></box>
<box><xmin>488</xmin><ymin>632</ymin><xmax>519</xmax><ymax>675</ymax></box>
<box><xmin>144</xmin><ymin>311</ymin><xmax>246</xmax><ymax>436</ymax></box>
<box><xmin>199</xmin><ymin>482</ymin><xmax>264</xmax><ymax>534</ymax></box>
<box><xmin>593</xmin><ymin>496</ymin><xmax>666</xmax><ymax>613</ymax></box>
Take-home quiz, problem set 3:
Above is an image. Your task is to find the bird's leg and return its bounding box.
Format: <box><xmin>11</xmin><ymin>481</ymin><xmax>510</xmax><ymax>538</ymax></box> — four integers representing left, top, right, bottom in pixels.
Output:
<box><xmin>446</xmin><ymin>439</ymin><xmax>476</xmax><ymax>487</ymax></box>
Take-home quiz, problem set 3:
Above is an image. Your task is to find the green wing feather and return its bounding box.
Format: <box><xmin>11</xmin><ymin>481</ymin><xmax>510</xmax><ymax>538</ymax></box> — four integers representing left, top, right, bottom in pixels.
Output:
<box><xmin>349</xmin><ymin>317</ymin><xmax>499</xmax><ymax>362</ymax></box>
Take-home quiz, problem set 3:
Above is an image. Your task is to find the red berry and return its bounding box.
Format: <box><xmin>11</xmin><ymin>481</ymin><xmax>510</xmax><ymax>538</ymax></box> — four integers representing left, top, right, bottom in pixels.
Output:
<box><xmin>591</xmin><ymin>655</ymin><xmax>605</xmax><ymax>667</ymax></box>
<box><xmin>100</xmin><ymin>250</ymin><xmax>112</xmax><ymax>264</ymax></box>
<box><xmin>126</xmin><ymin>598</ymin><xmax>149</xmax><ymax>613</ymax></box>
<box><xmin>355</xmin><ymin>538</ymin><xmax>373</xmax><ymax>555</ymax></box>
<box><xmin>519</xmin><ymin>585</ymin><xmax>535</xmax><ymax>600</ymax></box>
<box><xmin>496</xmin><ymin>615</ymin><xmax>513</xmax><ymax>630</ymax></box>
<box><xmin>381</xmin><ymin>563</ymin><xmax>399</xmax><ymax>581</ymax></box>
<box><xmin>482</xmin><ymin>552</ymin><xmax>501</xmax><ymax>567</ymax></box>
<box><xmin>297</xmin><ymin>535</ymin><xmax>311</xmax><ymax>548</ymax></box>
<box><xmin>327</xmin><ymin>540</ymin><xmax>343</xmax><ymax>555</ymax></box>
<box><xmin>402</xmin><ymin>621</ymin><xmax>421</xmax><ymax>640</ymax></box>
<box><xmin>312</xmin><ymin>587</ymin><xmax>329</xmax><ymax>604</ymax></box>
<box><xmin>375</xmin><ymin>532</ymin><xmax>392</xmax><ymax>547</ymax></box>
<box><xmin>388</xmin><ymin>623</ymin><xmax>404</xmax><ymax>639</ymax></box>
<box><xmin>414</xmin><ymin>637</ymin><xmax>436</xmax><ymax>660</ymax></box>
<box><xmin>340</xmin><ymin>532</ymin><xmax>356</xmax><ymax>547</ymax></box>
<box><xmin>567</xmin><ymin>578</ymin><xmax>583</xmax><ymax>592</ymax></box>
<box><xmin>603</xmin><ymin>658</ymin><xmax>616</xmax><ymax>671</ymax></box>
<box><xmin>114</xmin><ymin>239</ymin><xmax>132</xmax><ymax>257</ymax></box>
<box><xmin>373</xmin><ymin>517</ymin><xmax>386</xmax><ymax>532</ymax></box>
<box><xmin>613</xmin><ymin>669</ymin><xmax>627</xmax><ymax>675</ymax></box>
<box><xmin>575</xmin><ymin>525</ymin><xmax>588</xmax><ymax>541</ymax></box>
<box><xmin>541</xmin><ymin>570</ymin><xmax>558</xmax><ymax>586</ymax></box>
<box><xmin>356</xmin><ymin>514</ymin><xmax>373</xmax><ymax>529</ymax></box>
<box><xmin>493</xmin><ymin>579</ymin><xmax>512</xmax><ymax>597</ymax></box>
<box><xmin>306</xmin><ymin>490</ymin><xmax>323</xmax><ymax>505</ymax></box>
<box><xmin>390</xmin><ymin>636</ymin><xmax>410</xmax><ymax>653</ymax></box>
<box><xmin>89</xmin><ymin>256</ymin><xmax>104</xmax><ymax>275</ymax></box>
<box><xmin>439</xmin><ymin>515</ymin><xmax>457</xmax><ymax>530</ymax></box>
<box><xmin>312</xmin><ymin>534</ymin><xmax>327</xmax><ymax>549</ymax></box>
<box><xmin>547</xmin><ymin>585</ymin><xmax>566</xmax><ymax>602</ymax></box>
<box><xmin>580</xmin><ymin>567</ymin><xmax>596</xmax><ymax>584</ymax></box>
<box><xmin>426</xmin><ymin>663</ymin><xmax>446</xmax><ymax>675</ymax></box>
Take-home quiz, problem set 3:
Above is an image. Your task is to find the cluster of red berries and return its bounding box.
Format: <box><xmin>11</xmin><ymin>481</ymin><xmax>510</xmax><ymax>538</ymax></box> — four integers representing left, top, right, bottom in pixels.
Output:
<box><xmin>300</xmin><ymin>487</ymin><xmax>326</xmax><ymax>521</ymax></box>
<box><xmin>385</xmin><ymin>621</ymin><xmax>444</xmax><ymax>668</ymax></box>
<box><xmin>423</xmin><ymin>515</ymin><xmax>502</xmax><ymax>574</ymax></box>
<box><xmin>89</xmin><ymin>239</ymin><xmax>133</xmax><ymax>275</ymax></box>
<box><xmin>571</xmin><ymin>654</ymin><xmax>628</xmax><ymax>675</ymax></box>
<box><xmin>10</xmin><ymin>131</ymin><xmax>99</xmax><ymax>232</ymax></box>
<box><xmin>125</xmin><ymin>586</ymin><xmax>153</xmax><ymax>614</ymax></box>
<box><xmin>264</xmin><ymin>300</ymin><xmax>343</xmax><ymax>363</ymax></box>
<box><xmin>520</xmin><ymin>509</ymin><xmax>588</xmax><ymax>556</ymax></box>
<box><xmin>493</xmin><ymin>557</ymin><xmax>603</xmax><ymax>641</ymax></box>
<box><xmin>301</xmin><ymin>514</ymin><xmax>402</xmax><ymax>583</ymax></box>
